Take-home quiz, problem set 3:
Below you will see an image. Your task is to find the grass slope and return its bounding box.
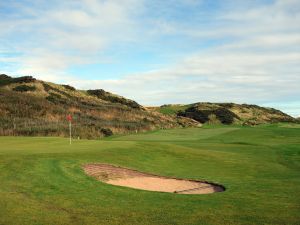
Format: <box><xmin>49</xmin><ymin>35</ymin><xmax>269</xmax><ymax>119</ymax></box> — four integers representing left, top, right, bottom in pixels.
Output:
<box><xmin>0</xmin><ymin>125</ymin><xmax>299</xmax><ymax>225</ymax></box>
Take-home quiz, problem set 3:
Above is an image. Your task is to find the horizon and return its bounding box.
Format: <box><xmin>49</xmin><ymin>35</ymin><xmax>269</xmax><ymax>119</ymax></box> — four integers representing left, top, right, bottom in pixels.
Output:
<box><xmin>1</xmin><ymin>0</ymin><xmax>300</xmax><ymax>117</ymax></box>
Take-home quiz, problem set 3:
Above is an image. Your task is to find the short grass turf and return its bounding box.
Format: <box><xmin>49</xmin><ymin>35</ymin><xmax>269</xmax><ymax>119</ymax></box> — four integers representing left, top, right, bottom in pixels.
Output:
<box><xmin>0</xmin><ymin>125</ymin><xmax>300</xmax><ymax>225</ymax></box>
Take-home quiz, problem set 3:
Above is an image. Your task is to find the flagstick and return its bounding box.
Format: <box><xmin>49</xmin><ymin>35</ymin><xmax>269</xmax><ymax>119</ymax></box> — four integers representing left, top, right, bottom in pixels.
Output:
<box><xmin>69</xmin><ymin>121</ymin><xmax>72</xmax><ymax>145</ymax></box>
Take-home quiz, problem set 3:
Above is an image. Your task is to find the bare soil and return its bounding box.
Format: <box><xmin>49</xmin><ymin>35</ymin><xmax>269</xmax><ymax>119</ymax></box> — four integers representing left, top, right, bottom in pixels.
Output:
<box><xmin>83</xmin><ymin>164</ymin><xmax>225</xmax><ymax>194</ymax></box>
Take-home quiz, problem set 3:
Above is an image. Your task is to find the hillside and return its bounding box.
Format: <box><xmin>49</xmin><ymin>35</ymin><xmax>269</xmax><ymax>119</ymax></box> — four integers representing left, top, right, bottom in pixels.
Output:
<box><xmin>149</xmin><ymin>103</ymin><xmax>296</xmax><ymax>125</ymax></box>
<box><xmin>0</xmin><ymin>74</ymin><xmax>198</xmax><ymax>138</ymax></box>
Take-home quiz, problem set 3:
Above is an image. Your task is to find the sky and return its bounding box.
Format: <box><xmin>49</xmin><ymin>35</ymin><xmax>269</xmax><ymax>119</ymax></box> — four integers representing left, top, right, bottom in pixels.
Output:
<box><xmin>0</xmin><ymin>0</ymin><xmax>300</xmax><ymax>117</ymax></box>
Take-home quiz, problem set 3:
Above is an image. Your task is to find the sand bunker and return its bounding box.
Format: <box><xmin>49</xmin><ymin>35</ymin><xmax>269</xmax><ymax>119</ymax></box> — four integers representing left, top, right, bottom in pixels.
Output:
<box><xmin>83</xmin><ymin>164</ymin><xmax>225</xmax><ymax>194</ymax></box>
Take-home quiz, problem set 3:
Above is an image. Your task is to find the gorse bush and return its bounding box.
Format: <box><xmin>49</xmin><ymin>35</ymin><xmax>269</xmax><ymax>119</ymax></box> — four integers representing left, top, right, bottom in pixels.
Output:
<box><xmin>100</xmin><ymin>128</ymin><xmax>113</xmax><ymax>137</ymax></box>
<box><xmin>13</xmin><ymin>85</ymin><xmax>36</xmax><ymax>92</ymax></box>
<box><xmin>62</xmin><ymin>84</ymin><xmax>76</xmax><ymax>91</ymax></box>
<box><xmin>87</xmin><ymin>89</ymin><xmax>142</xmax><ymax>109</ymax></box>
<box><xmin>176</xmin><ymin>102</ymin><xmax>295</xmax><ymax>125</ymax></box>
<box><xmin>0</xmin><ymin>74</ymin><xmax>36</xmax><ymax>86</ymax></box>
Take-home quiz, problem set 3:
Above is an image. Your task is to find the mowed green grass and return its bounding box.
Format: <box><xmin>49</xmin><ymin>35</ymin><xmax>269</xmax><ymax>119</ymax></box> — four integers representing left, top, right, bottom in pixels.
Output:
<box><xmin>0</xmin><ymin>125</ymin><xmax>299</xmax><ymax>225</ymax></box>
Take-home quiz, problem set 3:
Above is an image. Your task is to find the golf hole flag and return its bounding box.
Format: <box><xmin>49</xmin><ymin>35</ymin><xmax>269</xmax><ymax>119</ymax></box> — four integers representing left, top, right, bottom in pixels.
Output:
<box><xmin>66</xmin><ymin>114</ymin><xmax>72</xmax><ymax>122</ymax></box>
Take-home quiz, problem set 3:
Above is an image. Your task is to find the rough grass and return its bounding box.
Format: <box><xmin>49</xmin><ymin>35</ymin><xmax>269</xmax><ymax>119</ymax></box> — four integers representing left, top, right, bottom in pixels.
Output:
<box><xmin>0</xmin><ymin>125</ymin><xmax>299</xmax><ymax>225</ymax></box>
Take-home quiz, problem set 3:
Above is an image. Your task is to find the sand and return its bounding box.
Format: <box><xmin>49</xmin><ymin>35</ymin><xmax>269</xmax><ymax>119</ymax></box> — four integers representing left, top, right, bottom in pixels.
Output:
<box><xmin>83</xmin><ymin>164</ymin><xmax>224</xmax><ymax>194</ymax></box>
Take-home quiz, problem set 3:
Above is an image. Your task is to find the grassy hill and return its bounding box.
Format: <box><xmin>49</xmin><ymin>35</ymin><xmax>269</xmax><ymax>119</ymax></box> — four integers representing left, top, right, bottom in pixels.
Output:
<box><xmin>150</xmin><ymin>103</ymin><xmax>296</xmax><ymax>125</ymax></box>
<box><xmin>0</xmin><ymin>74</ymin><xmax>197</xmax><ymax>138</ymax></box>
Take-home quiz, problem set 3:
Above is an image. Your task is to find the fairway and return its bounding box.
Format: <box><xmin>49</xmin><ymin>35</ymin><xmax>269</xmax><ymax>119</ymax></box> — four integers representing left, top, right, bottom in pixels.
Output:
<box><xmin>0</xmin><ymin>125</ymin><xmax>300</xmax><ymax>225</ymax></box>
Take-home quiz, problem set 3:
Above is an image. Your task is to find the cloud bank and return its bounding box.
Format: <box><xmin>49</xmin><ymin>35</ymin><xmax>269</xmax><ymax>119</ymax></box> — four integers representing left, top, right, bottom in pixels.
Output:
<box><xmin>0</xmin><ymin>0</ymin><xmax>299</xmax><ymax>116</ymax></box>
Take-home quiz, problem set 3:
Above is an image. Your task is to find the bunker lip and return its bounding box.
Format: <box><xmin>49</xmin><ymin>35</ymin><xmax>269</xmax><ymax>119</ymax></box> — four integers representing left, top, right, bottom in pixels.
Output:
<box><xmin>83</xmin><ymin>163</ymin><xmax>225</xmax><ymax>194</ymax></box>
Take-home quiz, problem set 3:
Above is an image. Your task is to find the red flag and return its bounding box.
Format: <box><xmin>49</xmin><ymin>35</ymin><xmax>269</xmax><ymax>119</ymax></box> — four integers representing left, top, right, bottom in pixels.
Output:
<box><xmin>66</xmin><ymin>114</ymin><xmax>72</xmax><ymax>122</ymax></box>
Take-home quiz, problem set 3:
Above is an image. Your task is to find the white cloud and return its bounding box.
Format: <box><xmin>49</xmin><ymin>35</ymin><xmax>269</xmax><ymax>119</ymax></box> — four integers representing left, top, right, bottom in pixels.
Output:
<box><xmin>0</xmin><ymin>0</ymin><xmax>143</xmax><ymax>75</ymax></box>
<box><xmin>0</xmin><ymin>0</ymin><xmax>300</xmax><ymax>116</ymax></box>
<box><xmin>66</xmin><ymin>0</ymin><xmax>300</xmax><ymax>115</ymax></box>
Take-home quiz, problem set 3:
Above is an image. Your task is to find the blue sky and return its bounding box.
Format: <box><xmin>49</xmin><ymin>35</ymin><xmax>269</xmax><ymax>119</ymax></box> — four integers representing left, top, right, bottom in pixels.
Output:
<box><xmin>0</xmin><ymin>0</ymin><xmax>300</xmax><ymax>117</ymax></box>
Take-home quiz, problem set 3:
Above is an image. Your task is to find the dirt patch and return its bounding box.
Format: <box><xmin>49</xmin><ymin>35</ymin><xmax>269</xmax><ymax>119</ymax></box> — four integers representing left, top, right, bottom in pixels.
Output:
<box><xmin>83</xmin><ymin>164</ymin><xmax>225</xmax><ymax>194</ymax></box>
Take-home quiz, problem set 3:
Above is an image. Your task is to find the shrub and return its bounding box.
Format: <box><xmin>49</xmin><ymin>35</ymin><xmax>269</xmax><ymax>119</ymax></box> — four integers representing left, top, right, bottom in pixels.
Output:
<box><xmin>178</xmin><ymin>105</ymin><xmax>239</xmax><ymax>125</ymax></box>
<box><xmin>87</xmin><ymin>89</ymin><xmax>142</xmax><ymax>109</ymax></box>
<box><xmin>219</xmin><ymin>103</ymin><xmax>234</xmax><ymax>108</ymax></box>
<box><xmin>62</xmin><ymin>85</ymin><xmax>76</xmax><ymax>91</ymax></box>
<box><xmin>45</xmin><ymin>93</ymin><xmax>66</xmax><ymax>104</ymax></box>
<box><xmin>214</xmin><ymin>108</ymin><xmax>239</xmax><ymax>124</ymax></box>
<box><xmin>13</xmin><ymin>85</ymin><xmax>36</xmax><ymax>92</ymax></box>
<box><xmin>43</xmin><ymin>83</ymin><xmax>75</xmax><ymax>103</ymax></box>
<box><xmin>42</xmin><ymin>83</ymin><xmax>53</xmax><ymax>92</ymax></box>
<box><xmin>14</xmin><ymin>76</ymin><xmax>36</xmax><ymax>83</ymax></box>
<box><xmin>100</xmin><ymin>128</ymin><xmax>113</xmax><ymax>137</ymax></box>
<box><xmin>0</xmin><ymin>74</ymin><xmax>13</xmax><ymax>86</ymax></box>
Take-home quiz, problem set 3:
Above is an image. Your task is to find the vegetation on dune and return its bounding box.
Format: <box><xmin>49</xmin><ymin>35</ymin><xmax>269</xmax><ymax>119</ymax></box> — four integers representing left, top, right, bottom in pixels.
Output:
<box><xmin>0</xmin><ymin>74</ymin><xmax>36</xmax><ymax>86</ymax></box>
<box><xmin>178</xmin><ymin>104</ymin><xmax>240</xmax><ymax>124</ymax></box>
<box><xmin>0</xmin><ymin>126</ymin><xmax>299</xmax><ymax>225</ymax></box>
<box><xmin>0</xmin><ymin>74</ymin><xmax>196</xmax><ymax>139</ymax></box>
<box><xmin>152</xmin><ymin>102</ymin><xmax>295</xmax><ymax>125</ymax></box>
<box><xmin>148</xmin><ymin>104</ymin><xmax>191</xmax><ymax>115</ymax></box>
<box><xmin>62</xmin><ymin>84</ymin><xmax>76</xmax><ymax>91</ymax></box>
<box><xmin>12</xmin><ymin>84</ymin><xmax>37</xmax><ymax>92</ymax></box>
<box><xmin>87</xmin><ymin>89</ymin><xmax>143</xmax><ymax>110</ymax></box>
<box><xmin>0</xmin><ymin>74</ymin><xmax>296</xmax><ymax>139</ymax></box>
